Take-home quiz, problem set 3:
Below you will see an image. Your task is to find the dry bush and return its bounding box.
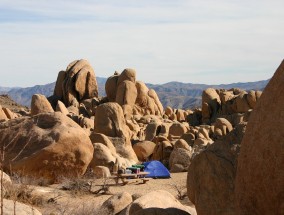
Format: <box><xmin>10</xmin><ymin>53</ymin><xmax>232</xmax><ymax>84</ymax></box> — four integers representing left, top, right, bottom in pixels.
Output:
<box><xmin>60</xmin><ymin>177</ymin><xmax>93</xmax><ymax>196</ymax></box>
<box><xmin>4</xmin><ymin>183</ymin><xmax>44</xmax><ymax>207</ymax></box>
<box><xmin>42</xmin><ymin>201</ymin><xmax>99</xmax><ymax>215</ymax></box>
<box><xmin>169</xmin><ymin>183</ymin><xmax>187</xmax><ymax>200</ymax></box>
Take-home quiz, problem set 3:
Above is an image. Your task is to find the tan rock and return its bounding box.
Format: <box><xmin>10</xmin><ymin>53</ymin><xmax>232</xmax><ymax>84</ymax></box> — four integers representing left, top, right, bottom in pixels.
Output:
<box><xmin>117</xmin><ymin>68</ymin><xmax>136</xmax><ymax>86</ymax></box>
<box><xmin>168</xmin><ymin>123</ymin><xmax>187</xmax><ymax>139</ymax></box>
<box><xmin>169</xmin><ymin>147</ymin><xmax>192</xmax><ymax>172</ymax></box>
<box><xmin>2</xmin><ymin>107</ymin><xmax>17</xmax><ymax>119</ymax></box>
<box><xmin>61</xmin><ymin>59</ymin><xmax>98</xmax><ymax>106</ymax></box>
<box><xmin>235</xmin><ymin>61</ymin><xmax>284</xmax><ymax>215</ymax></box>
<box><xmin>0</xmin><ymin>106</ymin><xmax>8</xmax><ymax>122</ymax></box>
<box><xmin>214</xmin><ymin>118</ymin><xmax>233</xmax><ymax>137</ymax></box>
<box><xmin>232</xmin><ymin>92</ymin><xmax>251</xmax><ymax>113</ymax></box>
<box><xmin>3</xmin><ymin>199</ymin><xmax>42</xmax><ymax>215</ymax></box>
<box><xmin>55</xmin><ymin>100</ymin><xmax>69</xmax><ymax>115</ymax></box>
<box><xmin>105</xmin><ymin>74</ymin><xmax>119</xmax><ymax>102</ymax></box>
<box><xmin>116</xmin><ymin>80</ymin><xmax>138</xmax><ymax>107</ymax></box>
<box><xmin>100</xmin><ymin>192</ymin><xmax>133</xmax><ymax>215</ymax></box>
<box><xmin>145</xmin><ymin>122</ymin><xmax>161</xmax><ymax>141</ymax></box>
<box><xmin>31</xmin><ymin>94</ymin><xmax>54</xmax><ymax>116</ymax></box>
<box><xmin>54</xmin><ymin>70</ymin><xmax>66</xmax><ymax>99</ymax></box>
<box><xmin>188</xmin><ymin>123</ymin><xmax>246</xmax><ymax>215</ymax></box>
<box><xmin>165</xmin><ymin>106</ymin><xmax>173</xmax><ymax>117</ymax></box>
<box><xmin>133</xmin><ymin>141</ymin><xmax>156</xmax><ymax>161</ymax></box>
<box><xmin>94</xmin><ymin>102</ymin><xmax>131</xmax><ymax>138</ymax></box>
<box><xmin>174</xmin><ymin>139</ymin><xmax>191</xmax><ymax>151</ymax></box>
<box><xmin>0</xmin><ymin>112</ymin><xmax>93</xmax><ymax>182</ymax></box>
<box><xmin>94</xmin><ymin>166</ymin><xmax>111</xmax><ymax>178</ymax></box>
<box><xmin>89</xmin><ymin>143</ymin><xmax>116</xmax><ymax>170</ymax></box>
<box><xmin>152</xmin><ymin>140</ymin><xmax>173</xmax><ymax>164</ymax></box>
<box><xmin>202</xmin><ymin>88</ymin><xmax>221</xmax><ymax>124</ymax></box>
<box><xmin>129</xmin><ymin>190</ymin><xmax>191</xmax><ymax>215</ymax></box>
<box><xmin>90</xmin><ymin>132</ymin><xmax>117</xmax><ymax>155</ymax></box>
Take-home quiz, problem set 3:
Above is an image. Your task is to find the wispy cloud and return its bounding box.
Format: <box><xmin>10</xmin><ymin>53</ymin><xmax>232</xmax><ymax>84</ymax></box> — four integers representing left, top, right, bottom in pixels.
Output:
<box><xmin>0</xmin><ymin>0</ymin><xmax>283</xmax><ymax>86</ymax></box>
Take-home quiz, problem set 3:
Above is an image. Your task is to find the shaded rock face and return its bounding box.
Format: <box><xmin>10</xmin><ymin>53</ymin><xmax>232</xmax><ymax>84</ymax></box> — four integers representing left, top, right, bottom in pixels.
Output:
<box><xmin>235</xmin><ymin>61</ymin><xmax>284</xmax><ymax>215</ymax></box>
<box><xmin>105</xmin><ymin>70</ymin><xmax>163</xmax><ymax>117</ymax></box>
<box><xmin>187</xmin><ymin>123</ymin><xmax>247</xmax><ymax>215</ymax></box>
<box><xmin>54</xmin><ymin>59</ymin><xmax>98</xmax><ymax>107</ymax></box>
<box><xmin>0</xmin><ymin>112</ymin><xmax>93</xmax><ymax>182</ymax></box>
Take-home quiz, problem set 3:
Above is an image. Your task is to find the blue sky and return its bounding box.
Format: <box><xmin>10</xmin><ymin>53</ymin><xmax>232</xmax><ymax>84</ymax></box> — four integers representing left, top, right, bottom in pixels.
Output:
<box><xmin>0</xmin><ymin>0</ymin><xmax>283</xmax><ymax>87</ymax></box>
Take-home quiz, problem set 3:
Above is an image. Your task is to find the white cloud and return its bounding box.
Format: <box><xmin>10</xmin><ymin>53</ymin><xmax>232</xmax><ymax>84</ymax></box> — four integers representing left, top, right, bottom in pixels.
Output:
<box><xmin>0</xmin><ymin>0</ymin><xmax>283</xmax><ymax>86</ymax></box>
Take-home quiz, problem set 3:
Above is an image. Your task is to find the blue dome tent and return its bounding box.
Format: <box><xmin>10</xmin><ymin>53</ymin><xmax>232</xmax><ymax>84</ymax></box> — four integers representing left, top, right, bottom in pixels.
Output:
<box><xmin>143</xmin><ymin>160</ymin><xmax>171</xmax><ymax>178</ymax></box>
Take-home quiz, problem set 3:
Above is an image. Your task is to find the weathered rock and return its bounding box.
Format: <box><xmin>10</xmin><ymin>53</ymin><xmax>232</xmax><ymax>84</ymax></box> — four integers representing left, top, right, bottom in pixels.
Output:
<box><xmin>0</xmin><ymin>112</ymin><xmax>93</xmax><ymax>182</ymax></box>
<box><xmin>168</xmin><ymin>123</ymin><xmax>187</xmax><ymax>140</ymax></box>
<box><xmin>31</xmin><ymin>94</ymin><xmax>54</xmax><ymax>116</ymax></box>
<box><xmin>169</xmin><ymin>147</ymin><xmax>192</xmax><ymax>173</ymax></box>
<box><xmin>0</xmin><ymin>105</ymin><xmax>8</xmax><ymax>122</ymax></box>
<box><xmin>214</xmin><ymin>118</ymin><xmax>233</xmax><ymax>137</ymax></box>
<box><xmin>55</xmin><ymin>100</ymin><xmax>69</xmax><ymax>115</ymax></box>
<box><xmin>187</xmin><ymin>123</ymin><xmax>246</xmax><ymax>215</ymax></box>
<box><xmin>232</xmin><ymin>92</ymin><xmax>251</xmax><ymax>113</ymax></box>
<box><xmin>145</xmin><ymin>122</ymin><xmax>161</xmax><ymax>141</ymax></box>
<box><xmin>54</xmin><ymin>70</ymin><xmax>66</xmax><ymax>99</ymax></box>
<box><xmin>61</xmin><ymin>59</ymin><xmax>98</xmax><ymax>106</ymax></box>
<box><xmin>202</xmin><ymin>88</ymin><xmax>221</xmax><ymax>124</ymax></box>
<box><xmin>117</xmin><ymin>68</ymin><xmax>136</xmax><ymax>86</ymax></box>
<box><xmin>133</xmin><ymin>141</ymin><xmax>156</xmax><ymax>161</ymax></box>
<box><xmin>152</xmin><ymin>141</ymin><xmax>173</xmax><ymax>166</ymax></box>
<box><xmin>94</xmin><ymin>102</ymin><xmax>131</xmax><ymax>139</ymax></box>
<box><xmin>116</xmin><ymin>80</ymin><xmax>137</xmax><ymax>107</ymax></box>
<box><xmin>2</xmin><ymin>108</ymin><xmax>17</xmax><ymax>119</ymax></box>
<box><xmin>89</xmin><ymin>143</ymin><xmax>116</xmax><ymax>170</ymax></box>
<box><xmin>129</xmin><ymin>190</ymin><xmax>191</xmax><ymax>215</ymax></box>
<box><xmin>93</xmin><ymin>166</ymin><xmax>111</xmax><ymax>178</ymax></box>
<box><xmin>105</xmin><ymin>74</ymin><xmax>119</xmax><ymax>102</ymax></box>
<box><xmin>90</xmin><ymin>132</ymin><xmax>117</xmax><ymax>156</ymax></box>
<box><xmin>108</xmin><ymin>137</ymin><xmax>138</xmax><ymax>164</ymax></box>
<box><xmin>235</xmin><ymin>61</ymin><xmax>284</xmax><ymax>215</ymax></box>
<box><xmin>3</xmin><ymin>199</ymin><xmax>42</xmax><ymax>215</ymax></box>
<box><xmin>100</xmin><ymin>192</ymin><xmax>133</xmax><ymax>215</ymax></box>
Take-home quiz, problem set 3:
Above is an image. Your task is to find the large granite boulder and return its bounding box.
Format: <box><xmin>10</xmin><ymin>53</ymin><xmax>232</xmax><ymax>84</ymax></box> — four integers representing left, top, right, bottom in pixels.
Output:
<box><xmin>187</xmin><ymin>123</ymin><xmax>247</xmax><ymax>215</ymax></box>
<box><xmin>235</xmin><ymin>60</ymin><xmax>284</xmax><ymax>215</ymax></box>
<box><xmin>0</xmin><ymin>112</ymin><xmax>93</xmax><ymax>182</ymax></box>
<box><xmin>54</xmin><ymin>59</ymin><xmax>98</xmax><ymax>106</ymax></box>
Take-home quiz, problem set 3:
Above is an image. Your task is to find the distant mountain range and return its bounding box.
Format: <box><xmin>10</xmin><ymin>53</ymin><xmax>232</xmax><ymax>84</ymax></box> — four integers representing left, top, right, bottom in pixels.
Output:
<box><xmin>0</xmin><ymin>78</ymin><xmax>269</xmax><ymax>109</ymax></box>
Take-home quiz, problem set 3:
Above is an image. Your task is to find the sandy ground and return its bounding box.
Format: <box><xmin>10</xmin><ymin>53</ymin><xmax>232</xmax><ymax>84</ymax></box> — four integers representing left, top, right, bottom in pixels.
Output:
<box><xmin>27</xmin><ymin>172</ymin><xmax>196</xmax><ymax>214</ymax></box>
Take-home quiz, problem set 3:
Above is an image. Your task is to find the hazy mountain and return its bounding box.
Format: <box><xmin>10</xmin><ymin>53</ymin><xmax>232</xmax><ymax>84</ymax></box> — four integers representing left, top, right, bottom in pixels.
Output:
<box><xmin>0</xmin><ymin>78</ymin><xmax>268</xmax><ymax>109</ymax></box>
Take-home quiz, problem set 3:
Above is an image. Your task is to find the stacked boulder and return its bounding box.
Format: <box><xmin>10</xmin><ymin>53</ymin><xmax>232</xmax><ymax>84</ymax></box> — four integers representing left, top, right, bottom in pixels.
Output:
<box><xmin>54</xmin><ymin>59</ymin><xmax>98</xmax><ymax>106</ymax></box>
<box><xmin>200</xmin><ymin>88</ymin><xmax>261</xmax><ymax>125</ymax></box>
<box><xmin>105</xmin><ymin>69</ymin><xmax>163</xmax><ymax>118</ymax></box>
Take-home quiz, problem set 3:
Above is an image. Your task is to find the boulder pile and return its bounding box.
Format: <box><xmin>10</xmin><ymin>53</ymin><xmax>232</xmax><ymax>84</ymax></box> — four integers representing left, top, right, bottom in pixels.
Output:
<box><xmin>0</xmin><ymin>58</ymin><xmax>267</xmax><ymax>191</ymax></box>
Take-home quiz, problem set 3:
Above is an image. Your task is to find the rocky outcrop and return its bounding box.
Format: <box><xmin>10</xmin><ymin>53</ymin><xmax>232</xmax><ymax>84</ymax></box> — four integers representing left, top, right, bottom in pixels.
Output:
<box><xmin>235</xmin><ymin>60</ymin><xmax>284</xmax><ymax>215</ymax></box>
<box><xmin>3</xmin><ymin>199</ymin><xmax>42</xmax><ymax>215</ymax></box>
<box><xmin>31</xmin><ymin>94</ymin><xmax>54</xmax><ymax>116</ymax></box>
<box><xmin>105</xmin><ymin>70</ymin><xmax>163</xmax><ymax>117</ymax></box>
<box><xmin>100</xmin><ymin>192</ymin><xmax>133</xmax><ymax>215</ymax></box>
<box><xmin>54</xmin><ymin>59</ymin><xmax>98</xmax><ymax>107</ymax></box>
<box><xmin>133</xmin><ymin>141</ymin><xmax>156</xmax><ymax>161</ymax></box>
<box><xmin>187</xmin><ymin>123</ymin><xmax>246</xmax><ymax>215</ymax></box>
<box><xmin>94</xmin><ymin>102</ymin><xmax>131</xmax><ymax>138</ymax></box>
<box><xmin>169</xmin><ymin>139</ymin><xmax>192</xmax><ymax>172</ymax></box>
<box><xmin>0</xmin><ymin>112</ymin><xmax>93</xmax><ymax>182</ymax></box>
<box><xmin>129</xmin><ymin>190</ymin><xmax>191</xmax><ymax>215</ymax></box>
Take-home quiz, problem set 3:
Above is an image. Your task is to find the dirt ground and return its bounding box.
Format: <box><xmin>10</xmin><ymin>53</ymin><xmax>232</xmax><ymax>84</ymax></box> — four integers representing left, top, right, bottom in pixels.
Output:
<box><xmin>26</xmin><ymin>172</ymin><xmax>196</xmax><ymax>214</ymax></box>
